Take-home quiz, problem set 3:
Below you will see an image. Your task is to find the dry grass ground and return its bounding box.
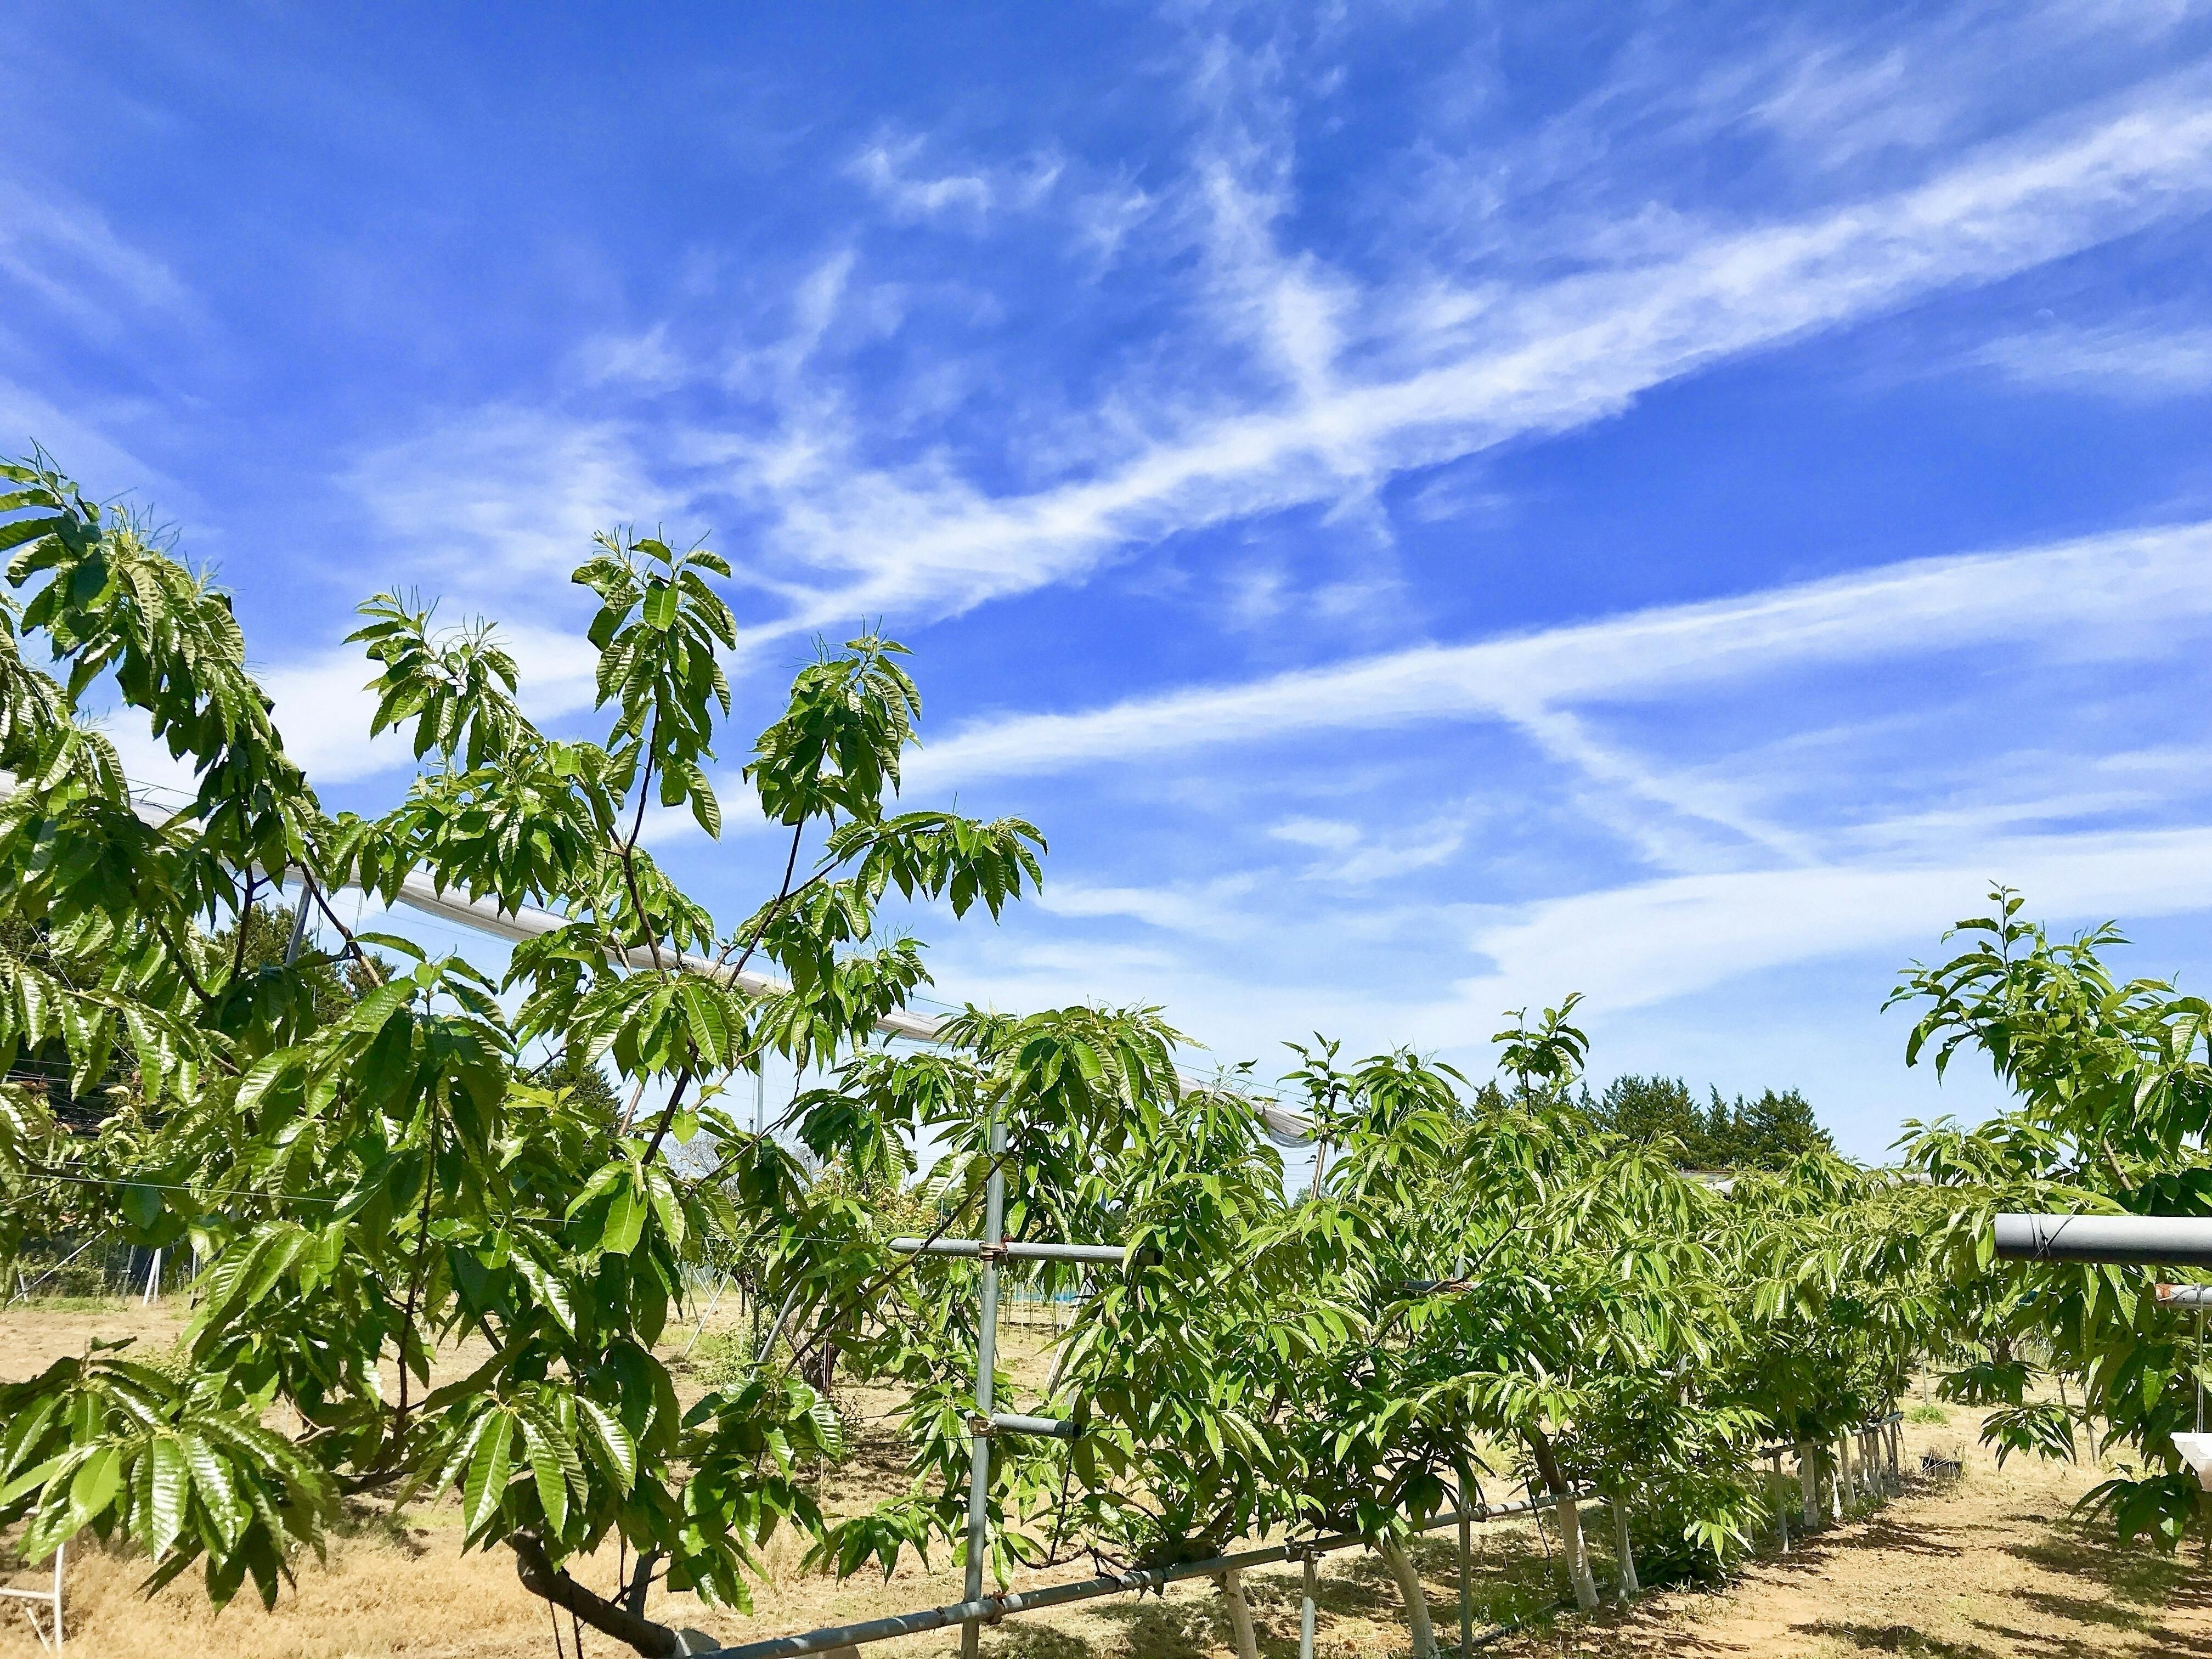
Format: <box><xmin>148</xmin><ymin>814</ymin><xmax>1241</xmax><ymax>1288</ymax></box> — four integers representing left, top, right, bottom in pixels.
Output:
<box><xmin>4</xmin><ymin>1297</ymin><xmax>2208</xmax><ymax>1658</ymax></box>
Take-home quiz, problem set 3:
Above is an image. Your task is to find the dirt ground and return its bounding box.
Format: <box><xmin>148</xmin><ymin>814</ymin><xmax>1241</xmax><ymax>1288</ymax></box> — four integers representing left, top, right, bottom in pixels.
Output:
<box><xmin>4</xmin><ymin>1296</ymin><xmax>2208</xmax><ymax>1658</ymax></box>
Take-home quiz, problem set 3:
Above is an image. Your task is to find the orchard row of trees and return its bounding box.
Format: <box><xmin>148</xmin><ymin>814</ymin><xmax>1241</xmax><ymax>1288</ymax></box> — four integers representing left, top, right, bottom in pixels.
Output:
<box><xmin>0</xmin><ymin>452</ymin><xmax>2205</xmax><ymax>1656</ymax></box>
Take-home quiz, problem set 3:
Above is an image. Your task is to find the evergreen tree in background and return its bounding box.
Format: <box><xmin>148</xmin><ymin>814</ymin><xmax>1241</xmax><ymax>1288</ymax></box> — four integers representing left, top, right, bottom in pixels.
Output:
<box><xmin>1727</xmin><ymin>1086</ymin><xmax>1831</xmax><ymax>1169</ymax></box>
<box><xmin>1587</xmin><ymin>1075</ymin><xmax>1835</xmax><ymax>1169</ymax></box>
<box><xmin>528</xmin><ymin>1045</ymin><xmax>624</xmax><ymax>1122</ymax></box>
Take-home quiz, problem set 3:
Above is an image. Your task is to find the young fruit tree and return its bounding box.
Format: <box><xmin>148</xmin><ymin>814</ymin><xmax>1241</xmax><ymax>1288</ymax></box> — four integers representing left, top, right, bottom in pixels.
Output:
<box><xmin>1892</xmin><ymin>888</ymin><xmax>2212</xmax><ymax>1549</ymax></box>
<box><xmin>0</xmin><ymin>453</ymin><xmax>1047</xmax><ymax>1655</ymax></box>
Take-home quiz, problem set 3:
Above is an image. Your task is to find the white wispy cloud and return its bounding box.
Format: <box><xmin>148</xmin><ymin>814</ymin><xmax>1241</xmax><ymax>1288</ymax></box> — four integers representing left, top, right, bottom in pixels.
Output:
<box><xmin>0</xmin><ymin>179</ymin><xmax>194</xmax><ymax>343</ymax></box>
<box><xmin>1974</xmin><ymin>315</ymin><xmax>2212</xmax><ymax>396</ymax></box>
<box><xmin>347</xmin><ymin>408</ymin><xmax>674</xmax><ymax>588</ymax></box>
<box><xmin>715</xmin><ymin>82</ymin><xmax>2212</xmax><ymax>640</ymax></box>
<box><xmin>847</xmin><ymin>137</ymin><xmax>1063</xmax><ymax>226</ymax></box>
<box><xmin>952</xmin><ymin>820</ymin><xmax>2212</xmax><ymax>1092</ymax></box>
<box><xmin>911</xmin><ymin>518</ymin><xmax>2212</xmax><ymax>784</ymax></box>
<box><xmin>1035</xmin><ymin>875</ymin><xmax>1260</xmax><ymax>938</ymax></box>
<box><xmin>1440</xmin><ymin>823</ymin><xmax>2212</xmax><ymax>1026</ymax></box>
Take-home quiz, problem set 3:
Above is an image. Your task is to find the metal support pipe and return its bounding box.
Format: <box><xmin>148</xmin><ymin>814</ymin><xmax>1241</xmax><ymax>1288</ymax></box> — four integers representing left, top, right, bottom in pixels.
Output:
<box><xmin>1458</xmin><ymin>1505</ymin><xmax>1474</xmax><ymax>1657</ymax></box>
<box><xmin>1996</xmin><ymin>1212</ymin><xmax>2212</xmax><ymax>1265</ymax></box>
<box><xmin>892</xmin><ymin>1237</ymin><xmax>1130</xmax><ymax>1264</ymax></box>
<box><xmin>699</xmin><ymin>1493</ymin><xmax>1567</xmax><ymax>1659</ymax></box>
<box><xmin>961</xmin><ymin>1114</ymin><xmax>1009</xmax><ymax>1659</ymax></box>
<box><xmin>1770</xmin><ymin>1453</ymin><xmax>1787</xmax><ymax>1553</ymax></box>
<box><xmin>985</xmin><ymin>1413</ymin><xmax>1077</xmax><ymax>1440</ymax></box>
<box><xmin>1298</xmin><ymin>1553</ymin><xmax>1318</xmax><ymax>1659</ymax></box>
<box><xmin>2158</xmin><ymin>1284</ymin><xmax>2212</xmax><ymax>1307</ymax></box>
<box><xmin>282</xmin><ymin>891</ymin><xmax>312</xmax><ymax>964</ymax></box>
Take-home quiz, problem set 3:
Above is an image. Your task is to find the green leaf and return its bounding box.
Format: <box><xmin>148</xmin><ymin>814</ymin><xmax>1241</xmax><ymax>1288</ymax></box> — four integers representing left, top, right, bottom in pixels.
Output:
<box><xmin>576</xmin><ymin>1397</ymin><xmax>636</xmax><ymax>1491</ymax></box>
<box><xmin>65</xmin><ymin>1442</ymin><xmax>123</xmax><ymax>1535</ymax></box>
<box><xmin>460</xmin><ymin>1412</ymin><xmax>515</xmax><ymax>1541</ymax></box>
<box><xmin>0</xmin><ymin>514</ymin><xmax>65</xmax><ymax>553</ymax></box>
<box><xmin>526</xmin><ymin>1428</ymin><xmax>569</xmax><ymax>1536</ymax></box>
<box><xmin>148</xmin><ymin>1435</ymin><xmax>190</xmax><ymax>1560</ymax></box>
<box><xmin>600</xmin><ymin>1170</ymin><xmax>647</xmax><ymax>1256</ymax></box>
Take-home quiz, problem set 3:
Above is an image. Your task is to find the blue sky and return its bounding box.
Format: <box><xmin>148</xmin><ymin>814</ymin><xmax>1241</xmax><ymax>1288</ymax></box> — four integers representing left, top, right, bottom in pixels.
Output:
<box><xmin>9</xmin><ymin>2</ymin><xmax>2212</xmax><ymax>1159</ymax></box>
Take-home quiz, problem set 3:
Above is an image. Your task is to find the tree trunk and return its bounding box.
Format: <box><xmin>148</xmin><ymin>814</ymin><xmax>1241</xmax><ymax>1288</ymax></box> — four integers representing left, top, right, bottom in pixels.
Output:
<box><xmin>1526</xmin><ymin>1427</ymin><xmax>1599</xmax><ymax>1612</ymax></box>
<box><xmin>1612</xmin><ymin>1496</ymin><xmax>1640</xmax><ymax>1600</ymax></box>
<box><xmin>1797</xmin><ymin>1441</ymin><xmax>1818</xmax><ymax>1526</ymax></box>
<box><xmin>511</xmin><ymin>1533</ymin><xmax>685</xmax><ymax>1658</ymax></box>
<box><xmin>2056</xmin><ymin>1373</ymin><xmax>2082</xmax><ymax>1462</ymax></box>
<box><xmin>1376</xmin><ymin>1538</ymin><xmax>1437</xmax><ymax>1659</ymax></box>
<box><xmin>1217</xmin><ymin>1567</ymin><xmax>1261</xmax><ymax>1659</ymax></box>
<box><xmin>1837</xmin><ymin>1432</ymin><xmax>1854</xmax><ymax>1514</ymax></box>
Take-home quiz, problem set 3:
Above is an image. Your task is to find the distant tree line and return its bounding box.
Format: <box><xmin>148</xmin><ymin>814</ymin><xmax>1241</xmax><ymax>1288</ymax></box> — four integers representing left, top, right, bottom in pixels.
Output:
<box><xmin>1579</xmin><ymin>1074</ymin><xmax>1835</xmax><ymax>1170</ymax></box>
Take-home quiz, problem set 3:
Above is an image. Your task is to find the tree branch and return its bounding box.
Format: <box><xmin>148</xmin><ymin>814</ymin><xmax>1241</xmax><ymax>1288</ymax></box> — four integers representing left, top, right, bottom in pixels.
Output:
<box><xmin>640</xmin><ymin>1071</ymin><xmax>692</xmax><ymax>1166</ymax></box>
<box><xmin>615</xmin><ymin>719</ymin><xmax>666</xmax><ymax>973</ymax></box>
<box><xmin>720</xmin><ymin>822</ymin><xmax>805</xmax><ymax>984</ymax></box>
<box><xmin>300</xmin><ymin>868</ymin><xmax>385</xmax><ymax>988</ymax></box>
<box><xmin>779</xmin><ymin>1146</ymin><xmax>1007</xmax><ymax>1375</ymax></box>
<box><xmin>511</xmin><ymin>1532</ymin><xmax>685</xmax><ymax>1659</ymax></box>
<box><xmin>387</xmin><ymin>1141</ymin><xmax>441</xmax><ymax>1459</ymax></box>
<box><xmin>229</xmin><ymin>869</ymin><xmax>260</xmax><ymax>985</ymax></box>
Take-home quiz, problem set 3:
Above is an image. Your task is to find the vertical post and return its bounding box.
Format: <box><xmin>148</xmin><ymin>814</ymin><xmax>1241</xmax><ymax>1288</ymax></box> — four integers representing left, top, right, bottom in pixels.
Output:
<box><xmin>283</xmin><ymin>891</ymin><xmax>312</xmax><ymax>964</ymax></box>
<box><xmin>1458</xmin><ymin>1505</ymin><xmax>1474</xmax><ymax>1656</ymax></box>
<box><xmin>1832</xmin><ymin>1434</ymin><xmax>1850</xmax><ymax>1519</ymax></box>
<box><xmin>1299</xmin><ymin>1553</ymin><xmax>1318</xmax><ymax>1659</ymax></box>
<box><xmin>1797</xmin><ymin>1441</ymin><xmax>1817</xmax><ymax>1528</ymax></box>
<box><xmin>1771</xmin><ymin>1453</ymin><xmax>1788</xmax><ymax>1552</ymax></box>
<box><xmin>961</xmin><ymin>1110</ymin><xmax>1008</xmax><ymax>1659</ymax></box>
<box><xmin>2197</xmin><ymin>1310</ymin><xmax>2205</xmax><ymax>1436</ymax></box>
<box><xmin>142</xmin><ymin>1248</ymin><xmax>162</xmax><ymax>1307</ymax></box>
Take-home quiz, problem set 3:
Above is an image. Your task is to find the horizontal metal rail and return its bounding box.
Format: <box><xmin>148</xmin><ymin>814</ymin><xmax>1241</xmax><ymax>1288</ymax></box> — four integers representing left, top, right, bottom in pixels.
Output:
<box><xmin>2159</xmin><ymin>1283</ymin><xmax>2212</xmax><ymax>1307</ymax></box>
<box><xmin>983</xmin><ymin>1413</ymin><xmax>1077</xmax><ymax>1439</ymax></box>
<box><xmin>1996</xmin><ymin>1212</ymin><xmax>2212</xmax><ymax>1266</ymax></box>
<box><xmin>696</xmin><ymin>1490</ymin><xmax>1574</xmax><ymax>1659</ymax></box>
<box><xmin>890</xmin><ymin>1237</ymin><xmax>1131</xmax><ymax>1263</ymax></box>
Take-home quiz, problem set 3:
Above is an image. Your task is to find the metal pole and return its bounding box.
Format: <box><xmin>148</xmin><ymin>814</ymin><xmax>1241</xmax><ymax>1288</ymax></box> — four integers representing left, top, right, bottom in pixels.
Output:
<box><xmin>283</xmin><ymin>887</ymin><xmax>312</xmax><ymax>964</ymax></box>
<box><xmin>2199</xmin><ymin>1310</ymin><xmax>2205</xmax><ymax>1436</ymax></box>
<box><xmin>1774</xmin><ymin>1454</ymin><xmax>1788</xmax><ymax>1551</ymax></box>
<box><xmin>1458</xmin><ymin>1505</ymin><xmax>1474</xmax><ymax>1656</ymax></box>
<box><xmin>702</xmin><ymin>1493</ymin><xmax>1566</xmax><ymax>1659</ymax></box>
<box><xmin>1299</xmin><ymin>1552</ymin><xmax>1318</xmax><ymax>1659</ymax></box>
<box><xmin>893</xmin><ymin>1238</ymin><xmax>1130</xmax><ymax>1263</ymax></box>
<box><xmin>1996</xmin><ymin>1212</ymin><xmax>2212</xmax><ymax>1265</ymax></box>
<box><xmin>961</xmin><ymin>1113</ymin><xmax>1008</xmax><ymax>1659</ymax></box>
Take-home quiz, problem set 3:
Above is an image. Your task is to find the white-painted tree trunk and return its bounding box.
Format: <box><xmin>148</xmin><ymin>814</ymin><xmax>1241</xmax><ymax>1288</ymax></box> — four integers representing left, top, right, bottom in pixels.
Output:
<box><xmin>1797</xmin><ymin>1441</ymin><xmax>1818</xmax><ymax>1526</ymax></box>
<box><xmin>1376</xmin><ymin>1538</ymin><xmax>1436</xmax><ymax>1659</ymax></box>
<box><xmin>1833</xmin><ymin>1434</ymin><xmax>1851</xmax><ymax>1518</ymax></box>
<box><xmin>1217</xmin><ymin>1567</ymin><xmax>1259</xmax><ymax>1659</ymax></box>
<box><xmin>1612</xmin><ymin>1497</ymin><xmax>1640</xmax><ymax>1600</ymax></box>
<box><xmin>1554</xmin><ymin>1494</ymin><xmax>1600</xmax><ymax>1611</ymax></box>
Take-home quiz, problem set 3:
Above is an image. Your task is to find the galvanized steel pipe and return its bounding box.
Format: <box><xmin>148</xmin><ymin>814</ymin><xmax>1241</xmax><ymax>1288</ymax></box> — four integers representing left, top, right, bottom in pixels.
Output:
<box><xmin>1996</xmin><ymin>1212</ymin><xmax>2212</xmax><ymax>1265</ymax></box>
<box><xmin>891</xmin><ymin>1238</ymin><xmax>1131</xmax><ymax>1263</ymax></box>
<box><xmin>696</xmin><ymin>1493</ymin><xmax>1568</xmax><ymax>1659</ymax></box>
